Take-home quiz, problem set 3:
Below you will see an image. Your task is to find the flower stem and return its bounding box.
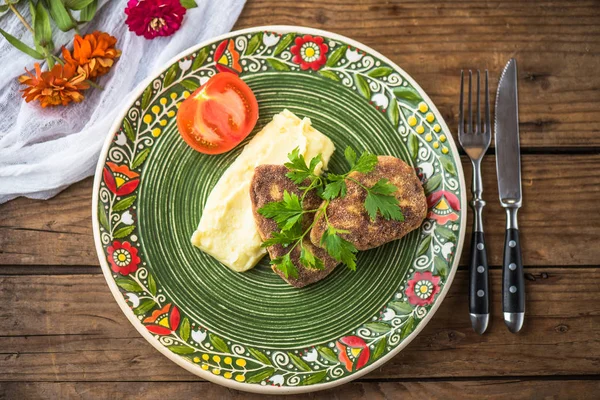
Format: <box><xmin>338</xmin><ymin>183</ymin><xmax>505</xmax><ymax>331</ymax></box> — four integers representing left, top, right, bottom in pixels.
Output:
<box><xmin>66</xmin><ymin>8</ymin><xmax>80</xmax><ymax>34</ymax></box>
<box><xmin>85</xmin><ymin>79</ymin><xmax>104</xmax><ymax>90</ymax></box>
<box><xmin>9</xmin><ymin>3</ymin><xmax>34</xmax><ymax>34</ymax></box>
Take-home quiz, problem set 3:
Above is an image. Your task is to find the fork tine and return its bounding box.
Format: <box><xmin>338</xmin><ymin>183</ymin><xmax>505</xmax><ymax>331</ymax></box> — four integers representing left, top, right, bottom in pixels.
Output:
<box><xmin>458</xmin><ymin>70</ymin><xmax>464</xmax><ymax>135</ymax></box>
<box><xmin>484</xmin><ymin>69</ymin><xmax>490</xmax><ymax>135</ymax></box>
<box><xmin>467</xmin><ymin>70</ymin><xmax>472</xmax><ymax>134</ymax></box>
<box><xmin>476</xmin><ymin>70</ymin><xmax>481</xmax><ymax>134</ymax></box>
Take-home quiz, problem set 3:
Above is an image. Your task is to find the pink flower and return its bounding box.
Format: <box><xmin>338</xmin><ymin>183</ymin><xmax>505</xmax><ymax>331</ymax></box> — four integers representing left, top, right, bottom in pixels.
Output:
<box><xmin>427</xmin><ymin>190</ymin><xmax>460</xmax><ymax>226</ymax></box>
<box><xmin>405</xmin><ymin>271</ymin><xmax>441</xmax><ymax>306</ymax></box>
<box><xmin>125</xmin><ymin>0</ymin><xmax>186</xmax><ymax>40</ymax></box>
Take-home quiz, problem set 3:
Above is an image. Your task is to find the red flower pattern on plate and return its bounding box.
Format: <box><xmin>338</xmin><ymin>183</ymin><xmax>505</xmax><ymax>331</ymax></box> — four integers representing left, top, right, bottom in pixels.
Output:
<box><xmin>214</xmin><ymin>39</ymin><xmax>242</xmax><ymax>74</ymax></box>
<box><xmin>144</xmin><ymin>303</ymin><xmax>180</xmax><ymax>335</ymax></box>
<box><xmin>290</xmin><ymin>35</ymin><xmax>328</xmax><ymax>71</ymax></box>
<box><xmin>103</xmin><ymin>162</ymin><xmax>140</xmax><ymax>196</ymax></box>
<box><xmin>336</xmin><ymin>335</ymin><xmax>370</xmax><ymax>371</ymax></box>
<box><xmin>427</xmin><ymin>190</ymin><xmax>460</xmax><ymax>226</ymax></box>
<box><xmin>405</xmin><ymin>271</ymin><xmax>441</xmax><ymax>306</ymax></box>
<box><xmin>107</xmin><ymin>240</ymin><xmax>140</xmax><ymax>276</ymax></box>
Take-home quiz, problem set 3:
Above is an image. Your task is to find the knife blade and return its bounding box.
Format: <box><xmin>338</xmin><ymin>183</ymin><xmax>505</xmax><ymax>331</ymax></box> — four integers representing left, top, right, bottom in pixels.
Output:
<box><xmin>495</xmin><ymin>58</ymin><xmax>525</xmax><ymax>333</ymax></box>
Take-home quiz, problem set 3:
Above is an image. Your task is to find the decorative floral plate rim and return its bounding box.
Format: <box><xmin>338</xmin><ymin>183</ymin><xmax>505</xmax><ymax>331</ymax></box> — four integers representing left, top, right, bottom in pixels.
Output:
<box><xmin>92</xmin><ymin>25</ymin><xmax>467</xmax><ymax>394</ymax></box>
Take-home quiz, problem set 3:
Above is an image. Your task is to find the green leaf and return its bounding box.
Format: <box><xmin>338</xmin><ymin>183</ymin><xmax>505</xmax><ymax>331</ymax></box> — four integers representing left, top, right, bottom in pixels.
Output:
<box><xmin>191</xmin><ymin>47</ymin><xmax>208</xmax><ymax>70</ymax></box>
<box><xmin>113</xmin><ymin>225</ymin><xmax>135</xmax><ymax>239</ymax></box>
<box><xmin>248</xmin><ymin>348</ymin><xmax>272</xmax><ymax>366</ymax></box>
<box><xmin>352</xmin><ymin>151</ymin><xmax>378</xmax><ymax>174</ymax></box>
<box><xmin>288</xmin><ymin>352</ymin><xmax>311</xmax><ymax>371</ymax></box>
<box><xmin>299</xmin><ymin>245</ymin><xmax>325</xmax><ymax>270</ymax></box>
<box><xmin>266</xmin><ymin>58</ymin><xmax>290</xmax><ymax>71</ymax></box>
<box><xmin>163</xmin><ymin>63</ymin><xmax>180</xmax><ymax>87</ymax></box>
<box><xmin>300</xmin><ymin>370</ymin><xmax>328</xmax><ymax>385</ymax></box>
<box><xmin>434</xmin><ymin>256</ymin><xmax>448</xmax><ymax>278</ymax></box>
<box><xmin>273</xmin><ymin>33</ymin><xmax>294</xmax><ymax>55</ymax></box>
<box><xmin>364</xmin><ymin>321</ymin><xmax>391</xmax><ymax>333</ymax></box>
<box><xmin>179</xmin><ymin>317</ymin><xmax>190</xmax><ymax>342</ymax></box>
<box><xmin>393</xmin><ymin>86</ymin><xmax>422</xmax><ymax>105</ymax></box>
<box><xmin>372</xmin><ymin>337</ymin><xmax>387</xmax><ymax>360</ymax></box>
<box><xmin>317</xmin><ymin>346</ymin><xmax>338</xmax><ymax>363</ymax></box>
<box><xmin>440</xmin><ymin>156</ymin><xmax>456</xmax><ymax>176</ymax></box>
<box><xmin>317</xmin><ymin>69</ymin><xmax>339</xmax><ymax>81</ymax></box>
<box><xmin>168</xmin><ymin>345</ymin><xmax>195</xmax><ymax>355</ymax></box>
<box><xmin>179</xmin><ymin>78</ymin><xmax>200</xmax><ymax>92</ymax></box>
<box><xmin>368</xmin><ymin>66</ymin><xmax>393</xmax><ymax>78</ymax></box>
<box><xmin>400</xmin><ymin>316</ymin><xmax>415</xmax><ymax>339</ymax></box>
<box><xmin>325</xmin><ymin>45</ymin><xmax>346</xmax><ymax>67</ymax></box>
<box><xmin>0</xmin><ymin>5</ymin><xmax>8</xmax><ymax>13</ymax></box>
<box><xmin>321</xmin><ymin>226</ymin><xmax>357</xmax><ymax>271</ymax></box>
<box><xmin>78</xmin><ymin>0</ymin><xmax>97</xmax><ymax>22</ymax></box>
<box><xmin>322</xmin><ymin>179</ymin><xmax>347</xmax><ymax>200</ymax></box>
<box><xmin>179</xmin><ymin>0</ymin><xmax>197</xmax><ymax>9</ymax></box>
<box><xmin>355</xmin><ymin>74</ymin><xmax>371</xmax><ymax>99</ymax></box>
<box><xmin>112</xmin><ymin>195</ymin><xmax>136</xmax><ymax>212</ymax></box>
<box><xmin>257</xmin><ymin>189</ymin><xmax>304</xmax><ymax>231</ymax></box>
<box><xmin>436</xmin><ymin>226</ymin><xmax>456</xmax><ymax>242</ymax></box>
<box><xmin>47</xmin><ymin>0</ymin><xmax>75</xmax><ymax>31</ymax></box>
<box><xmin>388</xmin><ymin>97</ymin><xmax>399</xmax><ymax>128</ymax></box>
<box><xmin>123</xmin><ymin>118</ymin><xmax>136</xmax><ymax>143</ymax></box>
<box><xmin>131</xmin><ymin>148</ymin><xmax>150</xmax><ymax>170</ymax></box>
<box><xmin>0</xmin><ymin>29</ymin><xmax>44</xmax><ymax>59</ymax></box>
<box><xmin>98</xmin><ymin>203</ymin><xmax>109</xmax><ymax>231</ymax></box>
<box><xmin>271</xmin><ymin>253</ymin><xmax>298</xmax><ymax>279</ymax></box>
<box><xmin>134</xmin><ymin>299</ymin><xmax>156</xmax><ymax>315</ymax></box>
<box><xmin>408</xmin><ymin>134</ymin><xmax>419</xmax><ymax>160</ymax></box>
<box><xmin>364</xmin><ymin>180</ymin><xmax>404</xmax><ymax>222</ymax></box>
<box><xmin>344</xmin><ymin>146</ymin><xmax>357</xmax><ymax>167</ymax></box>
<box><xmin>140</xmin><ymin>85</ymin><xmax>153</xmax><ymax>110</ymax></box>
<box><xmin>29</xmin><ymin>1</ymin><xmax>36</xmax><ymax>27</ymax></box>
<box><xmin>245</xmin><ymin>32</ymin><xmax>263</xmax><ymax>55</ymax></box>
<box><xmin>34</xmin><ymin>2</ymin><xmax>53</xmax><ymax>50</ymax></box>
<box><xmin>416</xmin><ymin>235</ymin><xmax>432</xmax><ymax>257</ymax></box>
<box><xmin>388</xmin><ymin>301</ymin><xmax>414</xmax><ymax>315</ymax></box>
<box><xmin>209</xmin><ymin>333</ymin><xmax>229</xmax><ymax>353</ymax></box>
<box><xmin>245</xmin><ymin>368</ymin><xmax>275</xmax><ymax>384</ymax></box>
<box><xmin>115</xmin><ymin>277</ymin><xmax>143</xmax><ymax>292</ymax></box>
<box><xmin>147</xmin><ymin>273</ymin><xmax>157</xmax><ymax>296</ymax></box>
<box><xmin>423</xmin><ymin>175</ymin><xmax>442</xmax><ymax>195</ymax></box>
<box><xmin>64</xmin><ymin>0</ymin><xmax>95</xmax><ymax>10</ymax></box>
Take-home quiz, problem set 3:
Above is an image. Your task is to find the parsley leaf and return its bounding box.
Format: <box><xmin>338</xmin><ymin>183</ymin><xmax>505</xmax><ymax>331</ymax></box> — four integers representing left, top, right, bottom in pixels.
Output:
<box><xmin>351</xmin><ymin>151</ymin><xmax>378</xmax><ymax>174</ymax></box>
<box><xmin>261</xmin><ymin>225</ymin><xmax>302</xmax><ymax>247</ymax></box>
<box><xmin>363</xmin><ymin>179</ymin><xmax>404</xmax><ymax>221</ymax></box>
<box><xmin>300</xmin><ymin>245</ymin><xmax>325</xmax><ymax>270</ymax></box>
<box><xmin>284</xmin><ymin>148</ymin><xmax>322</xmax><ymax>186</ymax></box>
<box><xmin>257</xmin><ymin>190</ymin><xmax>304</xmax><ymax>231</ymax></box>
<box><xmin>344</xmin><ymin>146</ymin><xmax>357</xmax><ymax>167</ymax></box>
<box><xmin>320</xmin><ymin>226</ymin><xmax>357</xmax><ymax>271</ymax></box>
<box><xmin>322</xmin><ymin>179</ymin><xmax>347</xmax><ymax>200</ymax></box>
<box><xmin>271</xmin><ymin>253</ymin><xmax>298</xmax><ymax>279</ymax></box>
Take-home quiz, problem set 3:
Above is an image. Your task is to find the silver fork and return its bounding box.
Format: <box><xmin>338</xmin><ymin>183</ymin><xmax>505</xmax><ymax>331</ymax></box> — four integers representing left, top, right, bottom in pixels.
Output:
<box><xmin>458</xmin><ymin>70</ymin><xmax>491</xmax><ymax>335</ymax></box>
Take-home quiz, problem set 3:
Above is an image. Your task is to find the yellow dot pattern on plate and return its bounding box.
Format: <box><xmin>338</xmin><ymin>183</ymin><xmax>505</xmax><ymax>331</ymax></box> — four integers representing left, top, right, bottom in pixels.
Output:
<box><xmin>159</xmin><ymin>119</ymin><xmax>167</xmax><ymax>126</ymax></box>
<box><xmin>160</xmin><ymin>98</ymin><xmax>167</xmax><ymax>105</ymax></box>
<box><xmin>224</xmin><ymin>372</ymin><xmax>232</xmax><ymax>379</ymax></box>
<box><xmin>418</xmin><ymin>102</ymin><xmax>429</xmax><ymax>113</ymax></box>
<box><xmin>433</xmin><ymin>141</ymin><xmax>440</xmax><ymax>149</ymax></box>
<box><xmin>152</xmin><ymin>128</ymin><xmax>161</xmax><ymax>137</ymax></box>
<box><xmin>433</xmin><ymin>124</ymin><xmax>441</xmax><ymax>133</ymax></box>
<box><xmin>201</xmin><ymin>364</ymin><xmax>209</xmax><ymax>370</ymax></box>
<box><xmin>213</xmin><ymin>355</ymin><xmax>221</xmax><ymax>363</ymax></box>
<box><xmin>416</xmin><ymin>125</ymin><xmax>424</xmax><ymax>134</ymax></box>
<box><xmin>170</xmin><ymin>93</ymin><xmax>177</xmax><ymax>100</ymax></box>
<box><xmin>425</xmin><ymin>134</ymin><xmax>432</xmax><ymax>142</ymax></box>
<box><xmin>224</xmin><ymin>357</ymin><xmax>232</xmax><ymax>364</ymax></box>
<box><xmin>183</xmin><ymin>91</ymin><xmax>190</xmax><ymax>99</ymax></box>
<box><xmin>236</xmin><ymin>359</ymin><xmax>246</xmax><ymax>367</ymax></box>
<box><xmin>212</xmin><ymin>368</ymin><xmax>220</xmax><ymax>375</ymax></box>
<box><xmin>442</xmin><ymin>147</ymin><xmax>449</xmax><ymax>154</ymax></box>
<box><xmin>426</xmin><ymin>112</ymin><xmax>435</xmax><ymax>122</ymax></box>
<box><xmin>440</xmin><ymin>134</ymin><xmax>447</xmax><ymax>142</ymax></box>
<box><xmin>202</xmin><ymin>354</ymin><xmax>209</xmax><ymax>361</ymax></box>
<box><xmin>407</xmin><ymin>116</ymin><xmax>417</xmax><ymax>127</ymax></box>
<box><xmin>143</xmin><ymin>114</ymin><xmax>152</xmax><ymax>124</ymax></box>
<box><xmin>167</xmin><ymin>110</ymin><xmax>175</xmax><ymax>118</ymax></box>
<box><xmin>151</xmin><ymin>105</ymin><xmax>160</xmax><ymax>114</ymax></box>
<box><xmin>235</xmin><ymin>374</ymin><xmax>245</xmax><ymax>382</ymax></box>
<box><xmin>193</xmin><ymin>357</ymin><xmax>200</xmax><ymax>363</ymax></box>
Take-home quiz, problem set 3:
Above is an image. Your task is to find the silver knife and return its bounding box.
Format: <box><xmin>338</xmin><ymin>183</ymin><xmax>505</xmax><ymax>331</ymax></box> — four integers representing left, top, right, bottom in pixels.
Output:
<box><xmin>495</xmin><ymin>58</ymin><xmax>524</xmax><ymax>333</ymax></box>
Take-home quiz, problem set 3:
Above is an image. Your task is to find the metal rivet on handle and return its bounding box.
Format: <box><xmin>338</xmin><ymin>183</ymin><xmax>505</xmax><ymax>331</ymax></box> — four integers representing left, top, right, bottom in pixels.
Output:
<box><xmin>509</xmin><ymin>286</ymin><xmax>517</xmax><ymax>293</ymax></box>
<box><xmin>509</xmin><ymin>240</ymin><xmax>516</xmax><ymax>248</ymax></box>
<box><xmin>477</xmin><ymin>243</ymin><xmax>484</xmax><ymax>250</ymax></box>
<box><xmin>509</xmin><ymin>263</ymin><xmax>517</xmax><ymax>271</ymax></box>
<box><xmin>477</xmin><ymin>266</ymin><xmax>485</xmax><ymax>273</ymax></box>
<box><xmin>477</xmin><ymin>290</ymin><xmax>485</xmax><ymax>297</ymax></box>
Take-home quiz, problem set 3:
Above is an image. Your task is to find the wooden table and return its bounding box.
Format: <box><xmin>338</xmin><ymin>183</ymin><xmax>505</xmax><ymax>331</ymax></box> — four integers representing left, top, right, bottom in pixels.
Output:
<box><xmin>2</xmin><ymin>1</ymin><xmax>599</xmax><ymax>399</ymax></box>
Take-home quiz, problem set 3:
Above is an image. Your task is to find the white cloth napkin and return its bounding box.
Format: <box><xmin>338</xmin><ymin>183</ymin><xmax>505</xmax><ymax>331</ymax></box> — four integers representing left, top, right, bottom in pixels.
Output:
<box><xmin>0</xmin><ymin>0</ymin><xmax>246</xmax><ymax>203</ymax></box>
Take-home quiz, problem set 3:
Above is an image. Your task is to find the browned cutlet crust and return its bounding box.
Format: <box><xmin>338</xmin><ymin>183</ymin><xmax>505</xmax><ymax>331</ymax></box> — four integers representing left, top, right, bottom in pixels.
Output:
<box><xmin>310</xmin><ymin>156</ymin><xmax>427</xmax><ymax>251</ymax></box>
<box><xmin>250</xmin><ymin>165</ymin><xmax>339</xmax><ymax>288</ymax></box>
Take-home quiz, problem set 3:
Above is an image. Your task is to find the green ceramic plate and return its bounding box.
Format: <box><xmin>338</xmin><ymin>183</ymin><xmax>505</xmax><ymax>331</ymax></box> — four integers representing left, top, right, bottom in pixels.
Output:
<box><xmin>92</xmin><ymin>26</ymin><xmax>466</xmax><ymax>394</ymax></box>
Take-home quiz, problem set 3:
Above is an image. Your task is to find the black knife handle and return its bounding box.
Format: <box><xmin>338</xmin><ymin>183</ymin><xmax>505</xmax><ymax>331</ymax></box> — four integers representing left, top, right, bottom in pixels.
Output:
<box><xmin>469</xmin><ymin>231</ymin><xmax>489</xmax><ymax>315</ymax></box>
<box><xmin>502</xmin><ymin>228</ymin><xmax>525</xmax><ymax>314</ymax></box>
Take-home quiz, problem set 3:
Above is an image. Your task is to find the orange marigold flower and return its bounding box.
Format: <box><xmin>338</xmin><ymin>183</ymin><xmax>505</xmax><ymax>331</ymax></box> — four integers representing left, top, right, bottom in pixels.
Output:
<box><xmin>18</xmin><ymin>63</ymin><xmax>89</xmax><ymax>108</ymax></box>
<box><xmin>62</xmin><ymin>31</ymin><xmax>121</xmax><ymax>79</ymax></box>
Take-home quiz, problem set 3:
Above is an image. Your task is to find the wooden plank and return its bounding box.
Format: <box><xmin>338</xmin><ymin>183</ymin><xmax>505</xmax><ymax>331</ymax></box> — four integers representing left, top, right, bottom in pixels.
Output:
<box><xmin>1</xmin><ymin>268</ymin><xmax>598</xmax><ymax>381</ymax></box>
<box><xmin>1</xmin><ymin>380</ymin><xmax>599</xmax><ymax>400</ymax></box>
<box><xmin>1</xmin><ymin>155</ymin><xmax>599</xmax><ymax>267</ymax></box>
<box><xmin>234</xmin><ymin>0</ymin><xmax>600</xmax><ymax>148</ymax></box>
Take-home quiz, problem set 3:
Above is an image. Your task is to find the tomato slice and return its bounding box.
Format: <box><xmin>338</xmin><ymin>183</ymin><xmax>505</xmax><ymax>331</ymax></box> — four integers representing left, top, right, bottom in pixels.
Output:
<box><xmin>176</xmin><ymin>72</ymin><xmax>258</xmax><ymax>154</ymax></box>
